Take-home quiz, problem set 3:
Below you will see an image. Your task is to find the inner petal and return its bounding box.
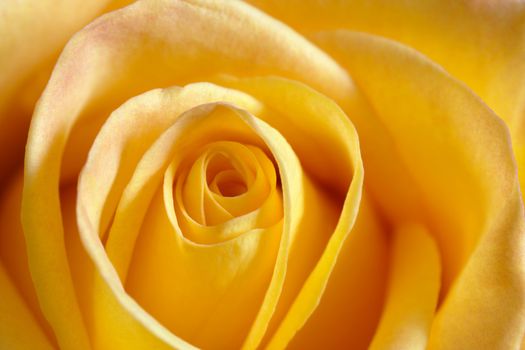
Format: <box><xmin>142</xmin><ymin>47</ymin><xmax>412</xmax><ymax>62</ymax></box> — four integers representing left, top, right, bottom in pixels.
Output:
<box><xmin>178</xmin><ymin>141</ymin><xmax>274</xmax><ymax>227</ymax></box>
<box><xmin>122</xmin><ymin>105</ymin><xmax>289</xmax><ymax>349</ymax></box>
<box><xmin>211</xmin><ymin>169</ymin><xmax>247</xmax><ymax>197</ymax></box>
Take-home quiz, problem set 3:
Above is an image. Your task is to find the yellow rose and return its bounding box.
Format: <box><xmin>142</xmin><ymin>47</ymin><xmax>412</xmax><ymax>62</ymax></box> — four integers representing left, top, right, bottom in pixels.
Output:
<box><xmin>1</xmin><ymin>1</ymin><xmax>524</xmax><ymax>350</ymax></box>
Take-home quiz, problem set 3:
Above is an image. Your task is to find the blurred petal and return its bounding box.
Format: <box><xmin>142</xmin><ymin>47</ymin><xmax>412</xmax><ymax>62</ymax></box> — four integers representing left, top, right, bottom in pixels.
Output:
<box><xmin>369</xmin><ymin>224</ymin><xmax>440</xmax><ymax>350</ymax></box>
<box><xmin>0</xmin><ymin>261</ymin><xmax>54</xmax><ymax>350</ymax></box>
<box><xmin>1</xmin><ymin>5</ymin><xmax>135</xmax><ymax>345</ymax></box>
<box><xmin>244</xmin><ymin>0</ymin><xmax>525</xmax><ymax>134</ymax></box>
<box><xmin>0</xmin><ymin>173</ymin><xmax>54</xmax><ymax>342</ymax></box>
<box><xmin>245</xmin><ymin>0</ymin><xmax>525</xmax><ymax>211</ymax></box>
<box><xmin>429</xmin><ymin>186</ymin><xmax>525</xmax><ymax>350</ymax></box>
<box><xmin>314</xmin><ymin>30</ymin><xmax>525</xmax><ymax>348</ymax></box>
<box><xmin>0</xmin><ymin>0</ymin><xmax>132</xmax><ymax>183</ymax></box>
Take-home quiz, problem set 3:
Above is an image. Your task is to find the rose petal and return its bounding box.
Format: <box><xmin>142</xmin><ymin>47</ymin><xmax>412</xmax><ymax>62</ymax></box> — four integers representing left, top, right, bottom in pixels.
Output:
<box><xmin>369</xmin><ymin>224</ymin><xmax>441</xmax><ymax>350</ymax></box>
<box><xmin>0</xmin><ymin>262</ymin><xmax>54</xmax><ymax>350</ymax></box>
<box><xmin>245</xmin><ymin>0</ymin><xmax>525</xmax><ymax>225</ymax></box>
<box><xmin>74</xmin><ymin>73</ymin><xmax>362</xmax><ymax>348</ymax></box>
<box><xmin>288</xmin><ymin>196</ymin><xmax>387</xmax><ymax>349</ymax></box>
<box><xmin>77</xmin><ymin>100</ymin><xmax>305</xmax><ymax>348</ymax></box>
<box><xmin>78</xmin><ymin>74</ymin><xmax>363</xmax><ymax>348</ymax></box>
<box><xmin>21</xmin><ymin>0</ymin><xmax>353</xmax><ymax>347</ymax></box>
<box><xmin>314</xmin><ymin>30</ymin><xmax>525</xmax><ymax>348</ymax></box>
<box><xmin>122</xmin><ymin>104</ymin><xmax>291</xmax><ymax>348</ymax></box>
<box><xmin>0</xmin><ymin>0</ymin><xmax>131</xmax><ymax>183</ymax></box>
<box><xmin>244</xmin><ymin>0</ymin><xmax>525</xmax><ymax>135</ymax></box>
<box><xmin>0</xmin><ymin>174</ymin><xmax>54</xmax><ymax>339</ymax></box>
<box><xmin>218</xmin><ymin>77</ymin><xmax>363</xmax><ymax>349</ymax></box>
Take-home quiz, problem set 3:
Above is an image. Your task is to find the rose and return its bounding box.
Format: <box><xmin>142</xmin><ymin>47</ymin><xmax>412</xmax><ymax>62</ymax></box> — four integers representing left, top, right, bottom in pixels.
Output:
<box><xmin>1</xmin><ymin>1</ymin><xmax>524</xmax><ymax>350</ymax></box>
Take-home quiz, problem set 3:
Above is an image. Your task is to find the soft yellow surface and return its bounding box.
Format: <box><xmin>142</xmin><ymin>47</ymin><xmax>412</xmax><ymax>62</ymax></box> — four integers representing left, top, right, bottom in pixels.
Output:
<box><xmin>245</xmin><ymin>1</ymin><xmax>525</xmax><ymax>267</ymax></box>
<box><xmin>0</xmin><ymin>0</ymin><xmax>522</xmax><ymax>349</ymax></box>
<box><xmin>288</xmin><ymin>196</ymin><xmax>388</xmax><ymax>349</ymax></box>
<box><xmin>0</xmin><ymin>173</ymin><xmax>55</xmax><ymax>343</ymax></box>
<box><xmin>246</xmin><ymin>0</ymin><xmax>525</xmax><ymax>128</ymax></box>
<box><xmin>0</xmin><ymin>0</ymin><xmax>132</xmax><ymax>184</ymax></box>
<box><xmin>314</xmin><ymin>31</ymin><xmax>525</xmax><ymax>348</ymax></box>
<box><xmin>369</xmin><ymin>225</ymin><xmax>441</xmax><ymax>350</ymax></box>
<box><xmin>0</xmin><ymin>262</ymin><xmax>54</xmax><ymax>350</ymax></box>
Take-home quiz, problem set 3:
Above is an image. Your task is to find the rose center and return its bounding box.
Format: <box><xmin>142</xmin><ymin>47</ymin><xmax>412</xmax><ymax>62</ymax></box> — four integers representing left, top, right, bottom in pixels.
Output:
<box><xmin>174</xmin><ymin>140</ymin><xmax>280</xmax><ymax>228</ymax></box>
<box><xmin>211</xmin><ymin>170</ymin><xmax>248</xmax><ymax>197</ymax></box>
<box><xmin>205</xmin><ymin>152</ymin><xmax>250</xmax><ymax>197</ymax></box>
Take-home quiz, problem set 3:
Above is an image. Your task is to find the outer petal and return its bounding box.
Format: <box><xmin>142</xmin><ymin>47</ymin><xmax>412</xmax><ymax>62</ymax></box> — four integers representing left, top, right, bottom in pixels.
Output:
<box><xmin>244</xmin><ymin>0</ymin><xmax>525</xmax><ymax>134</ymax></box>
<box><xmin>0</xmin><ymin>261</ymin><xmax>54</xmax><ymax>350</ymax></box>
<box><xmin>314</xmin><ymin>30</ymin><xmax>525</xmax><ymax>348</ymax></box>
<box><xmin>0</xmin><ymin>0</ymin><xmax>131</xmax><ymax>183</ymax></box>
<box><xmin>0</xmin><ymin>3</ymin><xmax>131</xmax><ymax>344</ymax></box>
<box><xmin>0</xmin><ymin>174</ymin><xmax>56</xmax><ymax>346</ymax></box>
<box><xmin>245</xmin><ymin>0</ymin><xmax>525</xmax><ymax>214</ymax></box>
<box><xmin>369</xmin><ymin>225</ymin><xmax>441</xmax><ymax>350</ymax></box>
